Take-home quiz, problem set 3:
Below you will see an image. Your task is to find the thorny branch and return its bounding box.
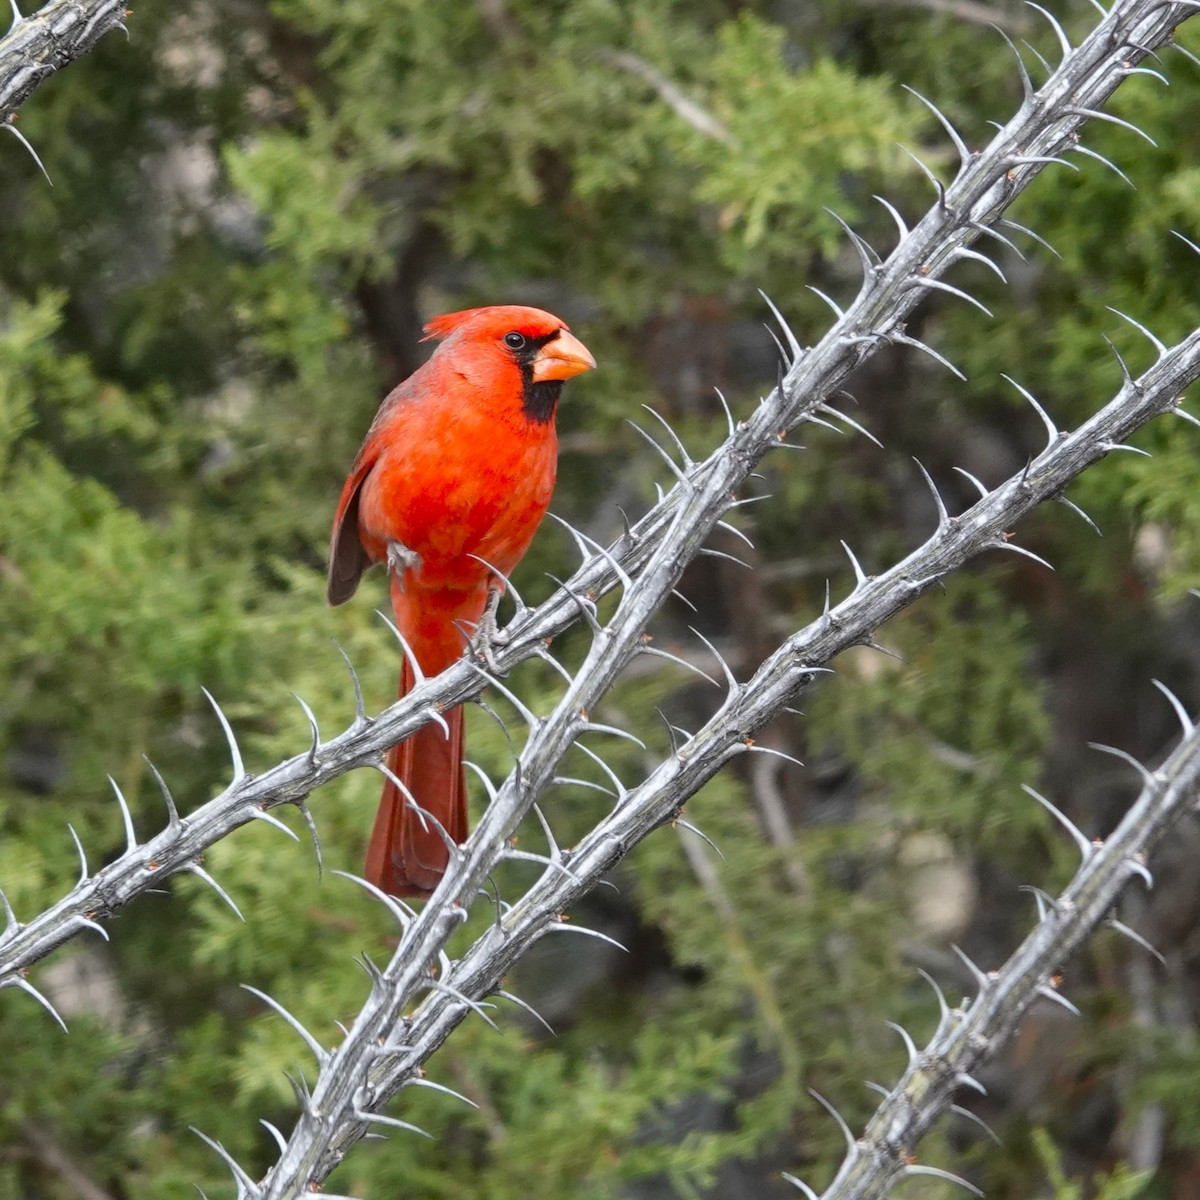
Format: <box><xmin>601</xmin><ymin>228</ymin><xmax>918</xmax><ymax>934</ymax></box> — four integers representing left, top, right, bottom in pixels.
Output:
<box><xmin>815</xmin><ymin>705</ymin><xmax>1200</xmax><ymax>1200</ymax></box>
<box><xmin>0</xmin><ymin>0</ymin><xmax>126</xmax><ymax>120</ymax></box>
<box><xmin>0</xmin><ymin>0</ymin><xmax>1198</xmax><ymax>1195</ymax></box>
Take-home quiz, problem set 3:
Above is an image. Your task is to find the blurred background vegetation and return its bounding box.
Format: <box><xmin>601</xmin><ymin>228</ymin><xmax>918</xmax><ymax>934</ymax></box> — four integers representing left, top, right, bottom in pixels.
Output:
<box><xmin>2</xmin><ymin>1</ymin><xmax>1200</xmax><ymax>1196</ymax></box>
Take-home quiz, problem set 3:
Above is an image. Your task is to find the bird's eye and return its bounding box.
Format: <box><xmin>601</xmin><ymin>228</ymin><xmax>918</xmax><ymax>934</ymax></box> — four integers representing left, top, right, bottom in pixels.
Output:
<box><xmin>504</xmin><ymin>331</ymin><xmax>527</xmax><ymax>350</ymax></box>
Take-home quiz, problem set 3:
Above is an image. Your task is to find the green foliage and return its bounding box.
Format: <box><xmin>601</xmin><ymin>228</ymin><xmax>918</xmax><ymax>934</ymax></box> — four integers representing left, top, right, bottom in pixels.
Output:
<box><xmin>1032</xmin><ymin>1127</ymin><xmax>1154</xmax><ymax>1200</ymax></box>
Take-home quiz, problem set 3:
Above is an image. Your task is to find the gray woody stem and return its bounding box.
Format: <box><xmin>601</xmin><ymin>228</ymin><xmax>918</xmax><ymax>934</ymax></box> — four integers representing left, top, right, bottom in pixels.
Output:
<box><xmin>817</xmin><ymin>707</ymin><xmax>1200</xmax><ymax>1200</ymax></box>
<box><xmin>0</xmin><ymin>0</ymin><xmax>127</xmax><ymax>120</ymax></box>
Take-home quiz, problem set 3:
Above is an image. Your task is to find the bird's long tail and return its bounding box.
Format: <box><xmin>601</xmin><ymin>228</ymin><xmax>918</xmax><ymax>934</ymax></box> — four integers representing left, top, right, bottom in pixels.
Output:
<box><xmin>365</xmin><ymin>577</ymin><xmax>487</xmax><ymax>898</ymax></box>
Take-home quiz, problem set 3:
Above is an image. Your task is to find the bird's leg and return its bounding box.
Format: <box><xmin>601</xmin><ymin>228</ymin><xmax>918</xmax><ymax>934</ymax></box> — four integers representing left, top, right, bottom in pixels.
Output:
<box><xmin>387</xmin><ymin>540</ymin><xmax>422</xmax><ymax>588</ymax></box>
<box><xmin>471</xmin><ymin>584</ymin><xmax>509</xmax><ymax>672</ymax></box>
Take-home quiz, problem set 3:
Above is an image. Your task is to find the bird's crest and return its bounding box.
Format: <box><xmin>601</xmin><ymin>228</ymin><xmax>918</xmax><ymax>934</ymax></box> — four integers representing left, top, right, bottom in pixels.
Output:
<box><xmin>421</xmin><ymin>309</ymin><xmax>485</xmax><ymax>342</ymax></box>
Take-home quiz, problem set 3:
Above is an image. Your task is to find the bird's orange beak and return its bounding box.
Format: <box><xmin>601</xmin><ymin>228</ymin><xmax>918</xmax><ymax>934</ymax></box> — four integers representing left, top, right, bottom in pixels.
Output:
<box><xmin>532</xmin><ymin>330</ymin><xmax>597</xmax><ymax>382</ymax></box>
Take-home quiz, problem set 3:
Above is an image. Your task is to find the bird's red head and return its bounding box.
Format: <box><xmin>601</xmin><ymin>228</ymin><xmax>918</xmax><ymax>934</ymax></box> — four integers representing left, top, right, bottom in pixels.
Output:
<box><xmin>422</xmin><ymin>305</ymin><xmax>596</xmax><ymax>423</ymax></box>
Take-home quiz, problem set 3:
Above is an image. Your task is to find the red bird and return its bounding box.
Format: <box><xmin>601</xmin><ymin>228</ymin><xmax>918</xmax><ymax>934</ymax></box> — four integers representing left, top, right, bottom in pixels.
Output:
<box><xmin>327</xmin><ymin>306</ymin><xmax>596</xmax><ymax>897</ymax></box>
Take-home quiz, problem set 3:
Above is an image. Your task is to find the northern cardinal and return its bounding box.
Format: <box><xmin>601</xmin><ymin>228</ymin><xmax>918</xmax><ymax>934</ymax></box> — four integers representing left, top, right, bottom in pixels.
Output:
<box><xmin>327</xmin><ymin>306</ymin><xmax>596</xmax><ymax>897</ymax></box>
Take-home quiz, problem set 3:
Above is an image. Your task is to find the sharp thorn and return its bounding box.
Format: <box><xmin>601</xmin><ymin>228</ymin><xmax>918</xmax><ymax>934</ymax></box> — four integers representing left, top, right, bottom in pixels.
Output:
<box><xmin>993</xmin><ymin>25</ymin><xmax>1034</xmax><ymax>99</ymax></box>
<box><xmin>873</xmin><ymin>193</ymin><xmax>910</xmax><ymax>242</ymax></box>
<box><xmin>713</xmin><ymin>387</ymin><xmax>737</xmax><ymax>437</ymax></box>
<box><xmin>745</xmin><ymin>743</ymin><xmax>807</xmax><ymax>768</ymax></box>
<box><xmin>532</xmin><ymin>643</ymin><xmax>575</xmax><ymax>684</ymax></box>
<box><xmin>1087</xmin><ymin>741</ymin><xmax>1156</xmax><ymax>787</ymax></box>
<box><xmin>0</xmin><ymin>886</ymin><xmax>18</xmax><ymax>940</ymax></box>
<box><xmin>554</xmin><ymin>772</ymin><xmax>616</xmax><ymax>797</ymax></box>
<box><xmin>640</xmin><ymin>643</ymin><xmax>721</xmax><ymax>687</ymax></box>
<box><xmin>913</xmin><ymin>458</ymin><xmax>951</xmax><ymax>527</ymax></box>
<box><xmin>675</xmin><ymin>818</ymin><xmax>726</xmax><ymax>861</ymax></box>
<box><xmin>1057</xmin><ymin>495</ymin><xmax>1102</xmax><ymax>536</ymax></box>
<box><xmin>1126</xmin><ymin>856</ymin><xmax>1155</xmax><ymax>890</ymax></box>
<box><xmin>260</xmin><ymin>1119</ymin><xmax>289</xmax><ymax>1157</ymax></box>
<box><xmin>903</xmin><ymin>1164</ymin><xmax>983</xmax><ymax>1196</ymax></box>
<box><xmin>202</xmin><ymin>688</ymin><xmax>246</xmax><ymax>782</ymax></box>
<box><xmin>241</xmin><ymin>984</ymin><xmax>329</xmax><ymax>1064</ymax></box>
<box><xmin>184</xmin><ymin>863</ymin><xmax>245</xmax><ymax>921</ymax></box>
<box><xmin>840</xmin><ymin>540</ymin><xmax>869</xmax><ymax>587</ymax></box>
<box><xmin>627</xmin><ymin>418</ymin><xmax>691</xmax><ymax>487</ymax></box>
<box><xmin>885</xmin><ymin>1019</ymin><xmax>920</xmax><ymax>1065</ymax></box>
<box><xmin>807</xmin><ymin>1088</ymin><xmax>856</xmax><ymax>1153</ymax></box>
<box><xmin>374</xmin><ymin>611</ymin><xmax>427</xmax><ymax>686</ymax></box>
<box><xmin>291</xmin><ymin>692</ymin><xmax>322</xmax><ymax>762</ymax></box>
<box><xmin>108</xmin><ymin>775</ymin><xmax>139</xmax><ymax>853</ymax></box>
<box><xmin>917</xmin><ymin>968</ymin><xmax>951</xmax><ymax>1024</ymax></box>
<box><xmin>782</xmin><ymin>1174</ymin><xmax>820</xmax><ymax>1200</ymax></box>
<box><xmin>3</xmin><ymin>121</ymin><xmax>53</xmax><ymax>186</ymax></box>
<box><xmin>542</xmin><ymin>920</ymin><xmax>629</xmax><ymax>953</ymax></box>
<box><xmin>467</xmin><ymin>553</ymin><xmax>527</xmax><ymax>614</ymax></box>
<box><xmin>641</xmin><ymin>403</ymin><xmax>694</xmax><ymax>467</ymax></box>
<box><xmin>950</xmin><ymin>1102</ymin><xmax>1003</xmax><ymax>1145</ymax></box>
<box><xmin>1001</xmin><ymin>373</ymin><xmax>1060</xmax><ymax>453</ymax></box>
<box><xmin>890</xmin><ymin>332</ymin><xmax>966</xmax><ymax>379</ymax></box>
<box><xmin>296</xmin><ymin>802</ymin><xmax>324</xmax><ymax>876</ymax></box>
<box><xmin>143</xmin><ymin>756</ymin><xmax>182</xmax><ymax>828</ymax></box>
<box><xmin>547</xmin><ymin>573</ymin><xmax>602</xmax><ymax>634</ymax></box>
<box><xmin>807</xmin><ymin>285</ymin><xmax>845</xmax><ymax>320</ymax></box>
<box><xmin>377</xmin><ymin>761</ymin><xmax>460</xmax><ymax>856</ymax></box>
<box><xmin>902</xmin><ymin>84</ymin><xmax>972</xmax><ymax>173</ymax></box>
<box><xmin>248</xmin><ymin>807</ymin><xmax>301</xmax><ymax>843</ymax></box>
<box><xmin>1036</xmin><ymin>980</ymin><xmax>1081</xmax><ymax>1016</ymax></box>
<box><xmin>1071</xmin><ymin>143</ymin><xmax>1135</xmax><ymax>188</ymax></box>
<box><xmin>816</xmin><ymin>402</ymin><xmax>882</xmax><ymax>447</ymax></box>
<box><xmin>7</xmin><ymin>976</ymin><xmax>68</xmax><ymax>1031</ymax></box>
<box><xmin>987</xmin><ymin>538</ymin><xmax>1055</xmax><ymax>571</ymax></box>
<box><xmin>573</xmin><ymin>741</ymin><xmax>629</xmax><ymax>798</ymax></box>
<box><xmin>912</xmin><ymin>275</ymin><xmax>994</xmax><ymax>317</ymax></box>
<box><xmin>66</xmin><ymin>822</ymin><xmax>89</xmax><ymax>884</ymax></box>
<box><xmin>423</xmin><ymin>978</ymin><xmax>501</xmax><ymax>1029</ymax></box>
<box><xmin>1020</xmin><ymin>37</ymin><xmax>1052</xmax><ymax>75</ymax></box>
<box><xmin>496</xmin><ymin>988</ymin><xmax>556</xmax><ymax>1035</ymax></box>
<box><xmin>1105</xmin><ymin>306</ymin><xmax>1168</xmax><ymax>356</ymax></box>
<box><xmin>189</xmin><ymin>1129</ymin><xmax>259</xmax><ymax>1191</ymax></box>
<box><xmin>407</xmin><ymin>1075</ymin><xmax>480</xmax><ymax>1108</ymax></box>
<box><xmin>1151</xmin><ymin>678</ymin><xmax>1195</xmax><ymax>735</ymax></box>
<box><xmin>1067</xmin><ymin>104</ymin><xmax>1157</xmax><ymax>147</ymax></box>
<box><xmin>999</xmin><ymin>217</ymin><xmax>1061</xmax><ymax>259</ymax></box>
<box><xmin>951</xmin><ymin>944</ymin><xmax>991</xmax><ymax>994</ymax></box>
<box><xmin>466</xmin><ymin>660</ymin><xmax>542</xmax><ymax>731</ymax></box>
<box><xmin>354</xmin><ymin>1107</ymin><xmax>433</xmax><ymax>1138</ymax></box>
<box><xmin>1024</xmin><ymin>2</ymin><xmax>1071</xmax><ymax>61</ymax></box>
<box><xmin>1107</xmin><ymin>918</ymin><xmax>1165</xmax><ymax>965</ymax></box>
<box><xmin>1022</xmin><ymin>784</ymin><xmax>1093</xmax><ymax>859</ymax></box>
<box><xmin>897</xmin><ymin>143</ymin><xmax>946</xmax><ymax>196</ymax></box>
<box><xmin>952</xmin><ymin>244</ymin><xmax>1008</xmax><ymax>282</ymax></box>
<box><xmin>758</xmin><ymin>289</ymin><xmax>803</xmax><ymax>363</ymax></box>
<box><xmin>331</xmin><ymin>868</ymin><xmax>418</xmax><ymax>927</ymax></box>
<box><xmin>687</xmin><ymin>625</ymin><xmax>738</xmax><ymax>694</ymax></box>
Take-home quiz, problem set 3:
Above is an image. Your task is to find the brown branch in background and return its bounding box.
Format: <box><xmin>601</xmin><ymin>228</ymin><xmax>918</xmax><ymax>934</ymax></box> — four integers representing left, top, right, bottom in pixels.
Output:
<box><xmin>19</xmin><ymin>1117</ymin><xmax>117</xmax><ymax>1200</ymax></box>
<box><xmin>474</xmin><ymin>0</ymin><xmax>520</xmax><ymax>45</ymax></box>
<box><xmin>874</xmin><ymin>0</ymin><xmax>1033</xmax><ymax>32</ymax></box>
<box><xmin>598</xmin><ymin>48</ymin><xmax>735</xmax><ymax>145</ymax></box>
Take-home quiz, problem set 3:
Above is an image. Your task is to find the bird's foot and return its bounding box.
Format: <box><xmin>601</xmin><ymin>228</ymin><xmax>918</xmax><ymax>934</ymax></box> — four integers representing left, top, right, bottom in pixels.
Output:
<box><xmin>470</xmin><ymin>587</ymin><xmax>509</xmax><ymax>673</ymax></box>
<box><xmin>387</xmin><ymin>540</ymin><xmax>422</xmax><ymax>586</ymax></box>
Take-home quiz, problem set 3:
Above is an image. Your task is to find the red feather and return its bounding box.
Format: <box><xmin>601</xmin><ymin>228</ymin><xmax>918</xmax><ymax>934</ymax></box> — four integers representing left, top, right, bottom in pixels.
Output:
<box><xmin>328</xmin><ymin>305</ymin><xmax>595</xmax><ymax>897</ymax></box>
